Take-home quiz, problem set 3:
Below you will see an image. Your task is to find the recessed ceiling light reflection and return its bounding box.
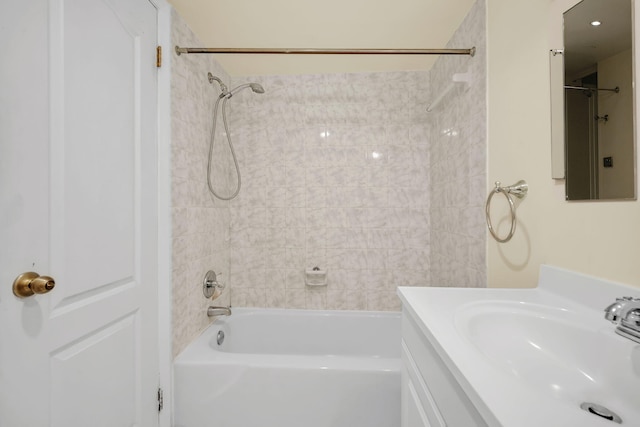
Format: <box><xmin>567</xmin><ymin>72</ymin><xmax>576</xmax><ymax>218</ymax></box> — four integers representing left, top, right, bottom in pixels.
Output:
<box><xmin>371</xmin><ymin>151</ymin><xmax>382</xmax><ymax>160</ymax></box>
<box><xmin>320</xmin><ymin>131</ymin><xmax>331</xmax><ymax>138</ymax></box>
<box><xmin>591</xmin><ymin>20</ymin><xmax>602</xmax><ymax>26</ymax></box>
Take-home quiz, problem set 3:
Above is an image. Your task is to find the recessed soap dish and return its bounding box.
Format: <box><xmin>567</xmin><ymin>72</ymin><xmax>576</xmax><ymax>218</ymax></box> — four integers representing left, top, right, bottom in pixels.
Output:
<box><xmin>305</xmin><ymin>267</ymin><xmax>327</xmax><ymax>287</ymax></box>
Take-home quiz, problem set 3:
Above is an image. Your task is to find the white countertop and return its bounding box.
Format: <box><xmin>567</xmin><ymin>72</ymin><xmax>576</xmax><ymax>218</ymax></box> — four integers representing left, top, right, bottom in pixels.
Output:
<box><xmin>397</xmin><ymin>265</ymin><xmax>640</xmax><ymax>427</ymax></box>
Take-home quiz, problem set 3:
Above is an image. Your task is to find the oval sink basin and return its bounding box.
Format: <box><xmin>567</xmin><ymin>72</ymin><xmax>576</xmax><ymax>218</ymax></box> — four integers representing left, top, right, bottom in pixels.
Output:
<box><xmin>455</xmin><ymin>301</ymin><xmax>640</xmax><ymax>415</ymax></box>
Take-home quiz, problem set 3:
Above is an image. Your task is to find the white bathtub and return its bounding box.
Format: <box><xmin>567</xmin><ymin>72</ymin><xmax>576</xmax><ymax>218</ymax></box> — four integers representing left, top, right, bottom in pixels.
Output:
<box><xmin>173</xmin><ymin>308</ymin><xmax>401</xmax><ymax>427</ymax></box>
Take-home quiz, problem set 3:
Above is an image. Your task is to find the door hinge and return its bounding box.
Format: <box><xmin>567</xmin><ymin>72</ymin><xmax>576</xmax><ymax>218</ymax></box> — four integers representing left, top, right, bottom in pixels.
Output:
<box><xmin>157</xmin><ymin>387</ymin><xmax>164</xmax><ymax>412</ymax></box>
<box><xmin>156</xmin><ymin>46</ymin><xmax>162</xmax><ymax>68</ymax></box>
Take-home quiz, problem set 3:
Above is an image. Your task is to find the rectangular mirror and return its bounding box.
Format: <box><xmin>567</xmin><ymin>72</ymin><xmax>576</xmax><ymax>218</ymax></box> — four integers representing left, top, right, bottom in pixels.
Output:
<box><xmin>550</xmin><ymin>0</ymin><xmax>637</xmax><ymax>200</ymax></box>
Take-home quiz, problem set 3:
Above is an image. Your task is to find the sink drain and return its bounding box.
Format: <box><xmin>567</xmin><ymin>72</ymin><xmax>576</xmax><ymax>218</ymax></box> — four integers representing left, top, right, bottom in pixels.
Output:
<box><xmin>217</xmin><ymin>330</ymin><xmax>225</xmax><ymax>345</ymax></box>
<box><xmin>580</xmin><ymin>402</ymin><xmax>622</xmax><ymax>424</ymax></box>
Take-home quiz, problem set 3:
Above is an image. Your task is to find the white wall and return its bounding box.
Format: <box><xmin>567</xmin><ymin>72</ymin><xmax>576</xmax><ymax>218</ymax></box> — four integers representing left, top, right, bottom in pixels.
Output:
<box><xmin>487</xmin><ymin>0</ymin><xmax>640</xmax><ymax>288</ymax></box>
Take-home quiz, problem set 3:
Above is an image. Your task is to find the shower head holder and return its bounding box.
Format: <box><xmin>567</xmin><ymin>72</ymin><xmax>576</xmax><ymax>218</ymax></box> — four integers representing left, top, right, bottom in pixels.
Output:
<box><xmin>208</xmin><ymin>72</ymin><xmax>229</xmax><ymax>97</ymax></box>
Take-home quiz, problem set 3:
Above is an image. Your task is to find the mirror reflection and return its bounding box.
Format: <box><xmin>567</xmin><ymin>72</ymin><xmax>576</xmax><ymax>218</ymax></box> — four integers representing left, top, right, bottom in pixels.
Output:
<box><xmin>563</xmin><ymin>0</ymin><xmax>635</xmax><ymax>200</ymax></box>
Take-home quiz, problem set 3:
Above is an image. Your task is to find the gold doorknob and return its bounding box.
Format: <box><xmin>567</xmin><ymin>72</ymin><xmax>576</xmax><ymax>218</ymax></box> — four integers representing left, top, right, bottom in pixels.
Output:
<box><xmin>13</xmin><ymin>272</ymin><xmax>56</xmax><ymax>298</ymax></box>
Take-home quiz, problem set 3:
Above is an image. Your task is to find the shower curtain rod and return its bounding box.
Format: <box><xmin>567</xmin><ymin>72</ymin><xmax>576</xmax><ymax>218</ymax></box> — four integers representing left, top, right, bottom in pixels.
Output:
<box><xmin>175</xmin><ymin>46</ymin><xmax>476</xmax><ymax>56</ymax></box>
<box><xmin>564</xmin><ymin>85</ymin><xmax>620</xmax><ymax>93</ymax></box>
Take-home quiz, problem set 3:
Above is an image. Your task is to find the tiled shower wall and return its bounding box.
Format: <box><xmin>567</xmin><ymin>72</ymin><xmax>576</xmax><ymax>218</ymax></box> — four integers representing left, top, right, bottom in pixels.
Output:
<box><xmin>171</xmin><ymin>10</ymin><xmax>232</xmax><ymax>357</ymax></box>
<box><xmin>429</xmin><ymin>0</ymin><xmax>487</xmax><ymax>287</ymax></box>
<box><xmin>225</xmin><ymin>0</ymin><xmax>487</xmax><ymax>309</ymax></box>
<box><xmin>170</xmin><ymin>1</ymin><xmax>486</xmax><ymax>355</ymax></box>
<box><xmin>225</xmin><ymin>73</ymin><xmax>432</xmax><ymax>311</ymax></box>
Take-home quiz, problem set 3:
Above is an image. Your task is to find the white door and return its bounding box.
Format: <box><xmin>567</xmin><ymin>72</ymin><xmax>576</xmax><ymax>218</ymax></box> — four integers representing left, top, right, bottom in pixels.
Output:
<box><xmin>0</xmin><ymin>0</ymin><xmax>159</xmax><ymax>426</ymax></box>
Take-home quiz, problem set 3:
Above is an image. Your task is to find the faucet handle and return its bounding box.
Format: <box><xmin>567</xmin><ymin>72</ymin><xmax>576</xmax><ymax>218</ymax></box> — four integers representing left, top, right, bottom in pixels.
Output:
<box><xmin>214</xmin><ymin>273</ymin><xmax>226</xmax><ymax>291</ymax></box>
<box><xmin>203</xmin><ymin>270</ymin><xmax>225</xmax><ymax>298</ymax></box>
<box><xmin>604</xmin><ymin>298</ymin><xmax>628</xmax><ymax>323</ymax></box>
<box><xmin>621</xmin><ymin>308</ymin><xmax>640</xmax><ymax>328</ymax></box>
<box><xmin>605</xmin><ymin>297</ymin><xmax>640</xmax><ymax>323</ymax></box>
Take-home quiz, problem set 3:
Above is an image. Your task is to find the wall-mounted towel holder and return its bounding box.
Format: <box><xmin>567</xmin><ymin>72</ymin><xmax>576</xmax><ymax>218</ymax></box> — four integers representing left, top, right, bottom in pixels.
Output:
<box><xmin>485</xmin><ymin>180</ymin><xmax>528</xmax><ymax>243</ymax></box>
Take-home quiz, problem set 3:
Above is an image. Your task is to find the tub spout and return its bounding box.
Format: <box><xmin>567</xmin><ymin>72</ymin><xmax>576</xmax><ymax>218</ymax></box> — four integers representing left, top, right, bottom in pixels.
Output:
<box><xmin>207</xmin><ymin>306</ymin><xmax>232</xmax><ymax>317</ymax></box>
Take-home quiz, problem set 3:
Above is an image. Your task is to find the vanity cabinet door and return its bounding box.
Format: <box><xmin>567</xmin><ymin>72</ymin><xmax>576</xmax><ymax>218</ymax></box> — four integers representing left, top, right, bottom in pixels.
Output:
<box><xmin>402</xmin><ymin>373</ymin><xmax>433</xmax><ymax>427</ymax></box>
<box><xmin>401</xmin><ymin>311</ymin><xmax>489</xmax><ymax>427</ymax></box>
<box><xmin>401</xmin><ymin>342</ymin><xmax>445</xmax><ymax>427</ymax></box>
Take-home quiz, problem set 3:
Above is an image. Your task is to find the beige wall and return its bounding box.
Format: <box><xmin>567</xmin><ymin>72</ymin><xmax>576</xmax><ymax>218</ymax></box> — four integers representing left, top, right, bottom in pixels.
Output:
<box><xmin>487</xmin><ymin>0</ymin><xmax>640</xmax><ymax>288</ymax></box>
<box><xmin>599</xmin><ymin>49</ymin><xmax>634</xmax><ymax>199</ymax></box>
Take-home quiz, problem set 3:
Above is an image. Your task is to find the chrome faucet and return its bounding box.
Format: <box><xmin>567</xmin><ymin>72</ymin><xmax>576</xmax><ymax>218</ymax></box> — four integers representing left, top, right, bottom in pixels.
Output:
<box><xmin>604</xmin><ymin>297</ymin><xmax>640</xmax><ymax>344</ymax></box>
<box><xmin>207</xmin><ymin>306</ymin><xmax>232</xmax><ymax>317</ymax></box>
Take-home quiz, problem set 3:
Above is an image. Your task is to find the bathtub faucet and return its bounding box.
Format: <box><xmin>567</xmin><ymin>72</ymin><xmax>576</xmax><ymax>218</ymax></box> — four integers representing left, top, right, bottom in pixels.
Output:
<box><xmin>207</xmin><ymin>306</ymin><xmax>232</xmax><ymax>317</ymax></box>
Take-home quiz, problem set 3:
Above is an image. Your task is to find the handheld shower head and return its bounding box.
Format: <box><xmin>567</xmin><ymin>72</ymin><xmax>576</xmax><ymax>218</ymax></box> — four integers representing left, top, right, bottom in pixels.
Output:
<box><xmin>249</xmin><ymin>83</ymin><xmax>265</xmax><ymax>94</ymax></box>
<box><xmin>228</xmin><ymin>82</ymin><xmax>265</xmax><ymax>97</ymax></box>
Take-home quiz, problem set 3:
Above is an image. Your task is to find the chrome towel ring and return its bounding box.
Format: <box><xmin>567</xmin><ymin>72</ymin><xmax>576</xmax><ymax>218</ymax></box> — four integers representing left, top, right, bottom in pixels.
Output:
<box><xmin>485</xmin><ymin>180</ymin><xmax>528</xmax><ymax>243</ymax></box>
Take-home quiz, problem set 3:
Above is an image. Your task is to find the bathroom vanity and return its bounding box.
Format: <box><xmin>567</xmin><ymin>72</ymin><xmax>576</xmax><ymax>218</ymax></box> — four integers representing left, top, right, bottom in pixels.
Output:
<box><xmin>397</xmin><ymin>265</ymin><xmax>640</xmax><ymax>427</ymax></box>
<box><xmin>400</xmin><ymin>305</ymin><xmax>492</xmax><ymax>426</ymax></box>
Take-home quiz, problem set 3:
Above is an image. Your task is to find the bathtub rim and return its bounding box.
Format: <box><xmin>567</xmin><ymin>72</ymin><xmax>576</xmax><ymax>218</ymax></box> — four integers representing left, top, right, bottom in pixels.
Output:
<box><xmin>174</xmin><ymin>307</ymin><xmax>401</xmax><ymax>370</ymax></box>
